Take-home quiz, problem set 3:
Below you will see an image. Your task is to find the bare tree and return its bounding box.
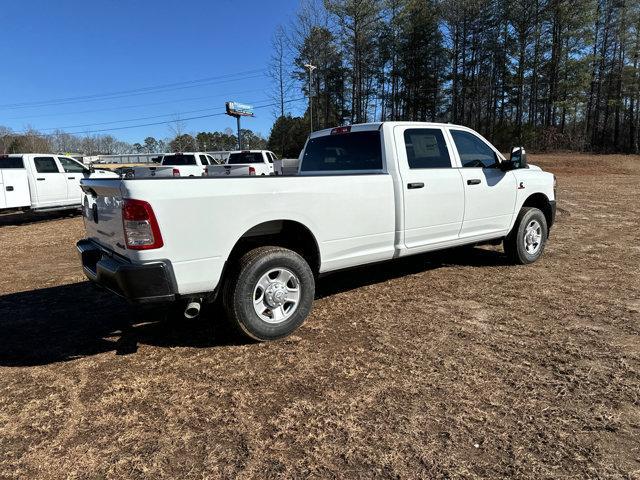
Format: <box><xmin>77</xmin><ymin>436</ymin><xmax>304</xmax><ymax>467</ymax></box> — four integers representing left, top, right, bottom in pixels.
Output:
<box><xmin>0</xmin><ymin>126</ymin><xmax>14</xmax><ymax>154</ymax></box>
<box><xmin>268</xmin><ymin>25</ymin><xmax>296</xmax><ymax>156</ymax></box>
<box><xmin>168</xmin><ymin>115</ymin><xmax>187</xmax><ymax>139</ymax></box>
<box><xmin>269</xmin><ymin>25</ymin><xmax>295</xmax><ymax>119</ymax></box>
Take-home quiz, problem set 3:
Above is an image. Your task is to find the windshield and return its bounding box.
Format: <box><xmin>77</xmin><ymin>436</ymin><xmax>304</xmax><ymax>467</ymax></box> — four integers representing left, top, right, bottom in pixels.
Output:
<box><xmin>228</xmin><ymin>152</ymin><xmax>264</xmax><ymax>164</ymax></box>
<box><xmin>300</xmin><ymin>131</ymin><xmax>382</xmax><ymax>172</ymax></box>
<box><xmin>162</xmin><ymin>154</ymin><xmax>196</xmax><ymax>166</ymax></box>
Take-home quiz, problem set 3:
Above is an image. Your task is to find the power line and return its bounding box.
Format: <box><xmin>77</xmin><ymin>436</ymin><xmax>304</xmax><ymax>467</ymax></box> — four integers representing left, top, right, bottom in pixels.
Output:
<box><xmin>0</xmin><ymin>70</ymin><xmax>267</xmax><ymax>110</ymax></box>
<box><xmin>4</xmin><ymin>88</ymin><xmax>266</xmax><ymax>121</ymax></box>
<box><xmin>1</xmin><ymin>73</ymin><xmax>267</xmax><ymax>111</ymax></box>
<box><xmin>37</xmin><ymin>97</ymin><xmax>276</xmax><ymax>131</ymax></box>
<box><xmin>19</xmin><ymin>98</ymin><xmax>306</xmax><ymax>136</ymax></box>
<box><xmin>39</xmin><ymin>106</ymin><xmax>224</xmax><ymax>131</ymax></box>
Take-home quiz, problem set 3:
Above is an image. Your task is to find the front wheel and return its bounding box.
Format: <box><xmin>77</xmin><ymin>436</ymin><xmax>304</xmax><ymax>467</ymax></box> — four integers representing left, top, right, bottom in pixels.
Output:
<box><xmin>222</xmin><ymin>246</ymin><xmax>315</xmax><ymax>341</ymax></box>
<box><xmin>504</xmin><ymin>207</ymin><xmax>548</xmax><ymax>264</ymax></box>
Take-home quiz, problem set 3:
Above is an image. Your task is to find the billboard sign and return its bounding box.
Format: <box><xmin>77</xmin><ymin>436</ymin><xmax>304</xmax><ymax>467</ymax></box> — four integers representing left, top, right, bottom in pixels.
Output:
<box><xmin>226</xmin><ymin>101</ymin><xmax>254</xmax><ymax>117</ymax></box>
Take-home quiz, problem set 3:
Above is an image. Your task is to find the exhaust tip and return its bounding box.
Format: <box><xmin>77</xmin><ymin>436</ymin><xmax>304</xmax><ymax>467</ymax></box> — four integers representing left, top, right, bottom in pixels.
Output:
<box><xmin>184</xmin><ymin>301</ymin><xmax>201</xmax><ymax>319</ymax></box>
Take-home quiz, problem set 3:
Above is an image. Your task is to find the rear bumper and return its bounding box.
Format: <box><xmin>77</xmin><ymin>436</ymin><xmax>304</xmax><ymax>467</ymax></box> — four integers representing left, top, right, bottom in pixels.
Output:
<box><xmin>77</xmin><ymin>239</ymin><xmax>176</xmax><ymax>303</ymax></box>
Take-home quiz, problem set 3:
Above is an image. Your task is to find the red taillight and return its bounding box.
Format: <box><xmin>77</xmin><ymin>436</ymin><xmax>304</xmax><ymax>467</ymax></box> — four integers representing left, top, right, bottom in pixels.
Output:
<box><xmin>331</xmin><ymin>126</ymin><xmax>351</xmax><ymax>135</ymax></box>
<box><xmin>203</xmin><ymin>166</ymin><xmax>208</xmax><ymax>176</ymax></box>
<box><xmin>249</xmin><ymin>166</ymin><xmax>256</xmax><ymax>175</ymax></box>
<box><xmin>172</xmin><ymin>168</ymin><xmax>180</xmax><ymax>177</ymax></box>
<box><xmin>122</xmin><ymin>199</ymin><xmax>163</xmax><ymax>250</ymax></box>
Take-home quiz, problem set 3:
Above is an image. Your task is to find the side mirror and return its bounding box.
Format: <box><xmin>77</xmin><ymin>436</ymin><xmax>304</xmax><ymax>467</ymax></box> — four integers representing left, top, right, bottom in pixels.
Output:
<box><xmin>509</xmin><ymin>147</ymin><xmax>528</xmax><ymax>169</ymax></box>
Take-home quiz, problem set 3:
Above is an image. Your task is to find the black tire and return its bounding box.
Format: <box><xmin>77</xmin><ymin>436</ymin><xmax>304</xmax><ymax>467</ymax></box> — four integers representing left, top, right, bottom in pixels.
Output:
<box><xmin>222</xmin><ymin>246</ymin><xmax>315</xmax><ymax>341</ymax></box>
<box><xmin>504</xmin><ymin>207</ymin><xmax>548</xmax><ymax>264</ymax></box>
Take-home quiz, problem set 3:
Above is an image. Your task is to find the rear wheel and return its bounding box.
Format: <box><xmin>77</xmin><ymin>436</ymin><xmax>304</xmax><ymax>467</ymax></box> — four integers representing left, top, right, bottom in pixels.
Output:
<box><xmin>504</xmin><ymin>207</ymin><xmax>548</xmax><ymax>264</ymax></box>
<box><xmin>222</xmin><ymin>246</ymin><xmax>315</xmax><ymax>341</ymax></box>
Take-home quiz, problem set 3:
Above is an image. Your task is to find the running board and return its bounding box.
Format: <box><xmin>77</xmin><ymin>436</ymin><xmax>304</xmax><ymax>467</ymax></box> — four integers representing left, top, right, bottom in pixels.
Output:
<box><xmin>32</xmin><ymin>205</ymin><xmax>81</xmax><ymax>213</ymax></box>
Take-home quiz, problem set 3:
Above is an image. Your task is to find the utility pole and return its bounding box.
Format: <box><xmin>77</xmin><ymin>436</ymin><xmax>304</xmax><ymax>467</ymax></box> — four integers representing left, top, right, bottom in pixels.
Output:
<box><xmin>304</xmin><ymin>63</ymin><xmax>317</xmax><ymax>133</ymax></box>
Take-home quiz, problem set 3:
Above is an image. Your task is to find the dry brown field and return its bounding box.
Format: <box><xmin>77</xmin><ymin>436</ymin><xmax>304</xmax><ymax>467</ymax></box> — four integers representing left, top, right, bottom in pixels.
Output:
<box><xmin>0</xmin><ymin>153</ymin><xmax>638</xmax><ymax>479</ymax></box>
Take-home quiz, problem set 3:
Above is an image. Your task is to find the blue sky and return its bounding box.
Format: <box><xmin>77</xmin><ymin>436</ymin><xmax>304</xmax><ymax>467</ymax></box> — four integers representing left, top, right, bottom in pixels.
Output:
<box><xmin>0</xmin><ymin>0</ymin><xmax>304</xmax><ymax>143</ymax></box>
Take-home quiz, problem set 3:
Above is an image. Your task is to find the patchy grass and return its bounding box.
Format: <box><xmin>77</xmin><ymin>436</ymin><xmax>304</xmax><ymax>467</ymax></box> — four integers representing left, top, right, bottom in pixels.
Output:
<box><xmin>0</xmin><ymin>154</ymin><xmax>638</xmax><ymax>479</ymax></box>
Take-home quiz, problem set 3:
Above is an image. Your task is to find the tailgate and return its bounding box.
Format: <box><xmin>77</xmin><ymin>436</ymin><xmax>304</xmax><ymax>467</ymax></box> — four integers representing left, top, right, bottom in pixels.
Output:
<box><xmin>81</xmin><ymin>179</ymin><xmax>128</xmax><ymax>254</ymax></box>
<box><xmin>131</xmin><ymin>166</ymin><xmax>173</xmax><ymax>178</ymax></box>
<box><xmin>208</xmin><ymin>165</ymin><xmax>250</xmax><ymax>176</ymax></box>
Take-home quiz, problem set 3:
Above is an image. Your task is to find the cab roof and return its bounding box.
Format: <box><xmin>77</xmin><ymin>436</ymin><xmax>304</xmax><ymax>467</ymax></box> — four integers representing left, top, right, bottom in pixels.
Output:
<box><xmin>309</xmin><ymin>121</ymin><xmax>473</xmax><ymax>139</ymax></box>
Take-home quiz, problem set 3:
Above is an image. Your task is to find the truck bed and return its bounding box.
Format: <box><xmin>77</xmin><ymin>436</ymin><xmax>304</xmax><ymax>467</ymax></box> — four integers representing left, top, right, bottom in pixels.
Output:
<box><xmin>81</xmin><ymin>174</ymin><xmax>396</xmax><ymax>295</ymax></box>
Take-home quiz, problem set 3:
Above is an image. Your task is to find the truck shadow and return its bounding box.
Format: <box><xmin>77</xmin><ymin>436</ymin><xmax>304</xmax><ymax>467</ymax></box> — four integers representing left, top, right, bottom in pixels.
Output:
<box><xmin>0</xmin><ymin>282</ymin><xmax>243</xmax><ymax>367</ymax></box>
<box><xmin>0</xmin><ymin>209</ymin><xmax>81</xmax><ymax>227</ymax></box>
<box><xmin>0</xmin><ymin>246</ymin><xmax>508</xmax><ymax>367</ymax></box>
<box><xmin>316</xmin><ymin>246</ymin><xmax>509</xmax><ymax>298</ymax></box>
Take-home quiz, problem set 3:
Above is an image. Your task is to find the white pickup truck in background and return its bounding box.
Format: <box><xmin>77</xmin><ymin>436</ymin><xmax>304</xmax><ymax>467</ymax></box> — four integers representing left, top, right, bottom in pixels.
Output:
<box><xmin>78</xmin><ymin>122</ymin><xmax>556</xmax><ymax>341</ymax></box>
<box><xmin>0</xmin><ymin>153</ymin><xmax>116</xmax><ymax>213</ymax></box>
<box><xmin>128</xmin><ymin>152</ymin><xmax>220</xmax><ymax>178</ymax></box>
<box><xmin>206</xmin><ymin>150</ymin><xmax>281</xmax><ymax>176</ymax></box>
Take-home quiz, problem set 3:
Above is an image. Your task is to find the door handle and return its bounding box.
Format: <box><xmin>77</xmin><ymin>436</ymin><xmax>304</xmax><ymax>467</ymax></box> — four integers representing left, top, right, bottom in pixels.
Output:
<box><xmin>68</xmin><ymin>176</ymin><xmax>76</xmax><ymax>180</ymax></box>
<box><xmin>467</xmin><ymin>179</ymin><xmax>481</xmax><ymax>185</ymax></box>
<box><xmin>407</xmin><ymin>182</ymin><xmax>425</xmax><ymax>189</ymax></box>
<box><xmin>6</xmin><ymin>186</ymin><xmax>14</xmax><ymax>191</ymax></box>
<box><xmin>37</xmin><ymin>177</ymin><xmax>45</xmax><ymax>181</ymax></box>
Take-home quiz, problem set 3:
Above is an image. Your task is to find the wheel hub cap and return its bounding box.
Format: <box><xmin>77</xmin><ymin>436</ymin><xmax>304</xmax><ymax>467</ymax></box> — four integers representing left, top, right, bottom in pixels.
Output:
<box><xmin>524</xmin><ymin>220</ymin><xmax>542</xmax><ymax>254</ymax></box>
<box><xmin>253</xmin><ymin>268</ymin><xmax>301</xmax><ymax>324</ymax></box>
<box><xmin>264</xmin><ymin>282</ymin><xmax>287</xmax><ymax>307</ymax></box>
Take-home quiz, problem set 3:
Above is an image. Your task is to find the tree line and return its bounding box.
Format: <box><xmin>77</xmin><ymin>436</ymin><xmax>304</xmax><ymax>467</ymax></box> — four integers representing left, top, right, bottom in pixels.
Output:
<box><xmin>0</xmin><ymin>125</ymin><xmax>266</xmax><ymax>156</ymax></box>
<box><xmin>267</xmin><ymin>0</ymin><xmax>640</xmax><ymax>155</ymax></box>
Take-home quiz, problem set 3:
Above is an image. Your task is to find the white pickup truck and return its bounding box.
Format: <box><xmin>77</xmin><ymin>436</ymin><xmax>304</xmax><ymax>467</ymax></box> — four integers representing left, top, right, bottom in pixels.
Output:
<box><xmin>128</xmin><ymin>152</ymin><xmax>220</xmax><ymax>178</ymax></box>
<box><xmin>206</xmin><ymin>150</ymin><xmax>280</xmax><ymax>176</ymax></box>
<box><xmin>77</xmin><ymin>122</ymin><xmax>556</xmax><ymax>341</ymax></box>
<box><xmin>0</xmin><ymin>153</ymin><xmax>116</xmax><ymax>213</ymax></box>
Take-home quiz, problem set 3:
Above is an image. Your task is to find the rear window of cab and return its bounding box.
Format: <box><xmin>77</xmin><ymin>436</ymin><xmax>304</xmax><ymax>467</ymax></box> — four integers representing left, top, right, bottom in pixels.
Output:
<box><xmin>301</xmin><ymin>131</ymin><xmax>382</xmax><ymax>173</ymax></box>
<box><xmin>162</xmin><ymin>155</ymin><xmax>196</xmax><ymax>166</ymax></box>
<box><xmin>228</xmin><ymin>152</ymin><xmax>264</xmax><ymax>164</ymax></box>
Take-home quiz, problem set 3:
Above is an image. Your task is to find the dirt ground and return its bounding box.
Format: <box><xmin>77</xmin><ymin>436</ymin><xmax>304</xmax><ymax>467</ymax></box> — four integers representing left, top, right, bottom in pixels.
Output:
<box><xmin>0</xmin><ymin>154</ymin><xmax>638</xmax><ymax>479</ymax></box>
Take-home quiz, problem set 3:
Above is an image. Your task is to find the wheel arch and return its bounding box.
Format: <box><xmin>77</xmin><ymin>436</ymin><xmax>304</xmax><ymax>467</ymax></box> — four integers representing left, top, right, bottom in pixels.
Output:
<box><xmin>521</xmin><ymin>192</ymin><xmax>554</xmax><ymax>231</ymax></box>
<box><xmin>227</xmin><ymin>219</ymin><xmax>321</xmax><ymax>276</ymax></box>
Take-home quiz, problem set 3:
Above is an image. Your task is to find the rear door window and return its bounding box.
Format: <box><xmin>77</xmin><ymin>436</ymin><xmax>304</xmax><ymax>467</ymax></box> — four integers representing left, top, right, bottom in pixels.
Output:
<box><xmin>0</xmin><ymin>156</ymin><xmax>24</xmax><ymax>168</ymax></box>
<box><xmin>34</xmin><ymin>157</ymin><xmax>61</xmax><ymax>173</ymax></box>
<box><xmin>199</xmin><ymin>154</ymin><xmax>209</xmax><ymax>165</ymax></box>
<box><xmin>404</xmin><ymin>129</ymin><xmax>452</xmax><ymax>168</ymax></box>
<box><xmin>300</xmin><ymin>131</ymin><xmax>382</xmax><ymax>173</ymax></box>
